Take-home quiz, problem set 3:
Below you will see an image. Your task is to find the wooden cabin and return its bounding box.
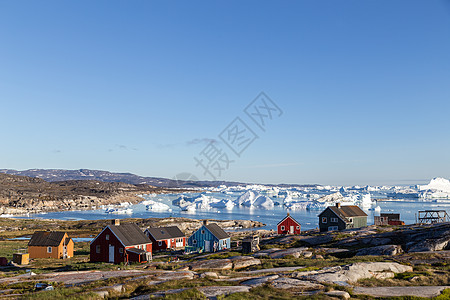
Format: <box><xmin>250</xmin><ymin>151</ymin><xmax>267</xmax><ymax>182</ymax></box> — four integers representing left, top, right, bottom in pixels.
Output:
<box><xmin>90</xmin><ymin>220</ymin><xmax>152</xmax><ymax>264</ymax></box>
<box><xmin>277</xmin><ymin>213</ymin><xmax>301</xmax><ymax>234</ymax></box>
<box><xmin>318</xmin><ymin>203</ymin><xmax>367</xmax><ymax>232</ymax></box>
<box><xmin>188</xmin><ymin>221</ymin><xmax>230</xmax><ymax>252</ymax></box>
<box><xmin>28</xmin><ymin>231</ymin><xmax>74</xmax><ymax>259</ymax></box>
<box><xmin>144</xmin><ymin>226</ymin><xmax>186</xmax><ymax>252</ymax></box>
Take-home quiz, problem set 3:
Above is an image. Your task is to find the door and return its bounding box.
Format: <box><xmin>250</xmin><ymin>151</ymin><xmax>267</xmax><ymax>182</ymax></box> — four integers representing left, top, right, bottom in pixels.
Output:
<box><xmin>204</xmin><ymin>240</ymin><xmax>211</xmax><ymax>252</ymax></box>
<box><xmin>290</xmin><ymin>226</ymin><xmax>294</xmax><ymax>234</ymax></box>
<box><xmin>109</xmin><ymin>245</ymin><xmax>115</xmax><ymax>263</ymax></box>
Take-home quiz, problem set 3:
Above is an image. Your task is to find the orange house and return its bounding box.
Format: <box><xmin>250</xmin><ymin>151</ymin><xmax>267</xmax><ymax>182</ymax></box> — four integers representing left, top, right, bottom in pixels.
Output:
<box><xmin>28</xmin><ymin>231</ymin><xmax>74</xmax><ymax>259</ymax></box>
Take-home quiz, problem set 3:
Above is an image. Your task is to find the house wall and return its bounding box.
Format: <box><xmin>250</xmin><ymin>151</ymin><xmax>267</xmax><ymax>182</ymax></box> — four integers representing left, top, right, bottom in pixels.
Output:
<box><xmin>349</xmin><ymin>216</ymin><xmax>367</xmax><ymax>229</ymax></box>
<box><xmin>319</xmin><ymin>208</ymin><xmax>346</xmax><ymax>232</ymax></box>
<box><xmin>217</xmin><ymin>238</ymin><xmax>231</xmax><ymax>251</ymax></box>
<box><xmin>147</xmin><ymin>235</ymin><xmax>186</xmax><ymax>252</ymax></box>
<box><xmin>28</xmin><ymin>233</ymin><xmax>74</xmax><ymax>259</ymax></box>
<box><xmin>277</xmin><ymin>217</ymin><xmax>301</xmax><ymax>234</ymax></box>
<box><xmin>188</xmin><ymin>225</ymin><xmax>220</xmax><ymax>252</ymax></box>
<box><xmin>90</xmin><ymin>227</ymin><xmax>126</xmax><ymax>264</ymax></box>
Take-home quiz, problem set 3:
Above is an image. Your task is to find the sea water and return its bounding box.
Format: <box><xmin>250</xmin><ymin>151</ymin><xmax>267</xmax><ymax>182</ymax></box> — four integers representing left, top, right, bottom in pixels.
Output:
<box><xmin>17</xmin><ymin>192</ymin><xmax>450</xmax><ymax>231</ymax></box>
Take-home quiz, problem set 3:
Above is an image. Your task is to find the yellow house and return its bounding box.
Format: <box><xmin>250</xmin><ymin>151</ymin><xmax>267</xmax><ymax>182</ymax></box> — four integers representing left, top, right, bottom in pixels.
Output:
<box><xmin>28</xmin><ymin>231</ymin><xmax>74</xmax><ymax>259</ymax></box>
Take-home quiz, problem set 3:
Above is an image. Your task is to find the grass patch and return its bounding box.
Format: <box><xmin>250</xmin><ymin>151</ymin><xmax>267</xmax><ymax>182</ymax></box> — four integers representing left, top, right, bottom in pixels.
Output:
<box><xmin>207</xmin><ymin>251</ymin><xmax>242</xmax><ymax>260</ymax></box>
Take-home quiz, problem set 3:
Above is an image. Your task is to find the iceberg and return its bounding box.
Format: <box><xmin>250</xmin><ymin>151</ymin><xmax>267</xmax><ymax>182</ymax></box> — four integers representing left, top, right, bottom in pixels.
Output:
<box><xmin>145</xmin><ymin>200</ymin><xmax>171</xmax><ymax>211</ymax></box>
<box><xmin>418</xmin><ymin>178</ymin><xmax>450</xmax><ymax>199</ymax></box>
<box><xmin>237</xmin><ymin>190</ymin><xmax>257</xmax><ymax>206</ymax></box>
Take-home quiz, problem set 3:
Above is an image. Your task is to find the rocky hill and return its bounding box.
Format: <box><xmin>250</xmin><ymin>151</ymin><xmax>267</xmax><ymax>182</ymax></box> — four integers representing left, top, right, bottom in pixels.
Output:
<box><xmin>0</xmin><ymin>173</ymin><xmax>169</xmax><ymax>215</ymax></box>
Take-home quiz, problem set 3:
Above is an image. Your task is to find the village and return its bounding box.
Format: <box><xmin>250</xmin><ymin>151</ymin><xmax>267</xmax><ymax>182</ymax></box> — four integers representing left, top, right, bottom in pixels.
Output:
<box><xmin>0</xmin><ymin>205</ymin><xmax>449</xmax><ymax>299</ymax></box>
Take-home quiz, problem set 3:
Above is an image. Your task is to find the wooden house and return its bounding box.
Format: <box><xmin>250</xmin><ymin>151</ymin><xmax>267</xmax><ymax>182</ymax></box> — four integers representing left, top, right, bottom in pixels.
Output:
<box><xmin>28</xmin><ymin>231</ymin><xmax>74</xmax><ymax>259</ymax></box>
<box><xmin>374</xmin><ymin>213</ymin><xmax>404</xmax><ymax>226</ymax></box>
<box><xmin>144</xmin><ymin>226</ymin><xmax>186</xmax><ymax>252</ymax></box>
<box><xmin>277</xmin><ymin>213</ymin><xmax>301</xmax><ymax>234</ymax></box>
<box><xmin>318</xmin><ymin>203</ymin><xmax>367</xmax><ymax>232</ymax></box>
<box><xmin>90</xmin><ymin>220</ymin><xmax>152</xmax><ymax>264</ymax></box>
<box><xmin>188</xmin><ymin>221</ymin><xmax>230</xmax><ymax>252</ymax></box>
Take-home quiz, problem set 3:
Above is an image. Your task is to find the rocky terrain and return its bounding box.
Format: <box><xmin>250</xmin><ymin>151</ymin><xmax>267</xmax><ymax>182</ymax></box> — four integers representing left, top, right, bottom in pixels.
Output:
<box><xmin>0</xmin><ymin>173</ymin><xmax>176</xmax><ymax>215</ymax></box>
<box><xmin>1</xmin><ymin>220</ymin><xmax>450</xmax><ymax>299</ymax></box>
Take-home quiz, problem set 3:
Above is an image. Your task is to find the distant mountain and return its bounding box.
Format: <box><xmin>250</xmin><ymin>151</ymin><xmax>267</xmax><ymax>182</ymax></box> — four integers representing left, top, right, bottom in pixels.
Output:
<box><xmin>0</xmin><ymin>169</ymin><xmax>318</xmax><ymax>188</ymax></box>
<box><xmin>0</xmin><ymin>169</ymin><xmax>244</xmax><ymax>188</ymax></box>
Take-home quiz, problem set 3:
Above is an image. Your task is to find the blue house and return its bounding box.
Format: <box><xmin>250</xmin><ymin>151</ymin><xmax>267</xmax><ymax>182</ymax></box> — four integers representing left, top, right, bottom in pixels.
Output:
<box><xmin>188</xmin><ymin>221</ymin><xmax>230</xmax><ymax>252</ymax></box>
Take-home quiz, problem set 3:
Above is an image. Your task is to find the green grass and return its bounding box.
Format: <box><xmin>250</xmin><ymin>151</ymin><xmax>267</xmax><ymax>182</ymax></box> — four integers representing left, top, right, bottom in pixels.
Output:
<box><xmin>207</xmin><ymin>251</ymin><xmax>242</xmax><ymax>260</ymax></box>
<box><xmin>0</xmin><ymin>240</ymin><xmax>28</xmax><ymax>260</ymax></box>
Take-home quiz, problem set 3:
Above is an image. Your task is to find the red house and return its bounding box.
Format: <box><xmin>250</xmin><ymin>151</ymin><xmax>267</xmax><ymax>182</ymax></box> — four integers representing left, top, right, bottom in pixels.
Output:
<box><xmin>144</xmin><ymin>226</ymin><xmax>186</xmax><ymax>252</ymax></box>
<box><xmin>277</xmin><ymin>213</ymin><xmax>301</xmax><ymax>234</ymax></box>
<box><xmin>90</xmin><ymin>220</ymin><xmax>152</xmax><ymax>264</ymax></box>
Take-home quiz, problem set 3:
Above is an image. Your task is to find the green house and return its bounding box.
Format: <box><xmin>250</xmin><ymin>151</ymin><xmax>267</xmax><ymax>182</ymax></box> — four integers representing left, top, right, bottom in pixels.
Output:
<box><xmin>318</xmin><ymin>203</ymin><xmax>367</xmax><ymax>232</ymax></box>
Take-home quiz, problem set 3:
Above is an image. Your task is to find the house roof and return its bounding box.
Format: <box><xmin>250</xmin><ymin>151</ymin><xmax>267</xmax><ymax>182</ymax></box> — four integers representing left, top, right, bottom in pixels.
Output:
<box><xmin>145</xmin><ymin>226</ymin><xmax>185</xmax><ymax>241</ymax></box>
<box><xmin>320</xmin><ymin>205</ymin><xmax>367</xmax><ymax>222</ymax></box>
<box><xmin>277</xmin><ymin>214</ymin><xmax>301</xmax><ymax>226</ymax></box>
<box><xmin>28</xmin><ymin>231</ymin><xmax>68</xmax><ymax>247</ymax></box>
<box><xmin>108</xmin><ymin>224</ymin><xmax>152</xmax><ymax>247</ymax></box>
<box><xmin>205</xmin><ymin>223</ymin><xmax>229</xmax><ymax>240</ymax></box>
<box><xmin>126</xmin><ymin>247</ymin><xmax>147</xmax><ymax>254</ymax></box>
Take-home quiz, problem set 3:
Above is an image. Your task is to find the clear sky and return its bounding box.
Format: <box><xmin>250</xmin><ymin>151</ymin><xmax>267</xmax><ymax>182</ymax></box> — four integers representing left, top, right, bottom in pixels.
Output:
<box><xmin>1</xmin><ymin>1</ymin><xmax>449</xmax><ymax>186</ymax></box>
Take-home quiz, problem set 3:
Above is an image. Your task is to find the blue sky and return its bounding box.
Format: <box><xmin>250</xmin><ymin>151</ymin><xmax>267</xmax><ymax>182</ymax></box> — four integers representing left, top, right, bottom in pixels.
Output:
<box><xmin>1</xmin><ymin>1</ymin><xmax>449</xmax><ymax>186</ymax></box>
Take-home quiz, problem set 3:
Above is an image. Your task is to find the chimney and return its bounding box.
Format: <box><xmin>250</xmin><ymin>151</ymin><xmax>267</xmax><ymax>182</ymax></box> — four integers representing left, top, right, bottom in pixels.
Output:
<box><xmin>287</xmin><ymin>212</ymin><xmax>290</xmax><ymax>216</ymax></box>
<box><xmin>112</xmin><ymin>219</ymin><xmax>120</xmax><ymax>226</ymax></box>
<box><xmin>336</xmin><ymin>202</ymin><xmax>341</xmax><ymax>209</ymax></box>
<box><xmin>203</xmin><ymin>220</ymin><xmax>208</xmax><ymax>226</ymax></box>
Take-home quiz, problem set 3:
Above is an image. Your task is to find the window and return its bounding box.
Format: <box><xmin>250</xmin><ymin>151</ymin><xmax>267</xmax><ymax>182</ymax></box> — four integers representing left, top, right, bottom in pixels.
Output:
<box><xmin>348</xmin><ymin>218</ymin><xmax>353</xmax><ymax>223</ymax></box>
<box><xmin>172</xmin><ymin>239</ymin><xmax>174</xmax><ymax>242</ymax></box>
<box><xmin>331</xmin><ymin>218</ymin><xmax>338</xmax><ymax>223</ymax></box>
<box><xmin>328</xmin><ymin>226</ymin><xmax>339</xmax><ymax>231</ymax></box>
<box><xmin>322</xmin><ymin>217</ymin><xmax>327</xmax><ymax>223</ymax></box>
<box><xmin>201</xmin><ymin>230</ymin><xmax>205</xmax><ymax>234</ymax></box>
<box><xmin>47</xmin><ymin>246</ymin><xmax>52</xmax><ymax>253</ymax></box>
<box><xmin>106</xmin><ymin>234</ymin><xmax>109</xmax><ymax>241</ymax></box>
<box><xmin>222</xmin><ymin>240</ymin><xmax>226</xmax><ymax>246</ymax></box>
<box><xmin>193</xmin><ymin>239</ymin><xmax>197</xmax><ymax>244</ymax></box>
<box><xmin>296</xmin><ymin>226</ymin><xmax>300</xmax><ymax>230</ymax></box>
<box><xmin>96</xmin><ymin>245</ymin><xmax>101</xmax><ymax>254</ymax></box>
<box><xmin>280</xmin><ymin>225</ymin><xmax>285</xmax><ymax>231</ymax></box>
<box><xmin>158</xmin><ymin>241</ymin><xmax>162</xmax><ymax>246</ymax></box>
<box><xmin>119</xmin><ymin>248</ymin><xmax>123</xmax><ymax>254</ymax></box>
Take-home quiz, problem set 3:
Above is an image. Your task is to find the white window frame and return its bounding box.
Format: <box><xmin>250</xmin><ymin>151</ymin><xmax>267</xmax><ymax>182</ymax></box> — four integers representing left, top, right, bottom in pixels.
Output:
<box><xmin>193</xmin><ymin>239</ymin><xmax>197</xmax><ymax>244</ymax></box>
<box><xmin>328</xmin><ymin>226</ymin><xmax>339</xmax><ymax>231</ymax></box>
<box><xmin>119</xmin><ymin>248</ymin><xmax>123</xmax><ymax>254</ymax></box>
<box><xmin>280</xmin><ymin>225</ymin><xmax>285</xmax><ymax>231</ymax></box>
<box><xmin>331</xmin><ymin>218</ymin><xmax>338</xmax><ymax>223</ymax></box>
<box><xmin>322</xmin><ymin>217</ymin><xmax>327</xmax><ymax>223</ymax></box>
<box><xmin>201</xmin><ymin>230</ymin><xmax>205</xmax><ymax>234</ymax></box>
<box><xmin>47</xmin><ymin>246</ymin><xmax>52</xmax><ymax>253</ymax></box>
<box><xmin>158</xmin><ymin>241</ymin><xmax>162</xmax><ymax>246</ymax></box>
<box><xmin>105</xmin><ymin>234</ymin><xmax>109</xmax><ymax>241</ymax></box>
<box><xmin>296</xmin><ymin>226</ymin><xmax>300</xmax><ymax>230</ymax></box>
<box><xmin>348</xmin><ymin>218</ymin><xmax>353</xmax><ymax>223</ymax></box>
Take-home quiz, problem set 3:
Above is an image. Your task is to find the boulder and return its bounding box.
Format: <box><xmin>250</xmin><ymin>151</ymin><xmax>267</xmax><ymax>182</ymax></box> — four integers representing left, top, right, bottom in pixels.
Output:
<box><xmin>198</xmin><ymin>286</ymin><xmax>251</xmax><ymax>298</ymax></box>
<box><xmin>253</xmin><ymin>248</ymin><xmax>281</xmax><ymax>258</ymax></box>
<box><xmin>293</xmin><ymin>262</ymin><xmax>412</xmax><ymax>284</ymax></box>
<box><xmin>156</xmin><ymin>271</ymin><xmax>196</xmax><ymax>281</ymax></box>
<box><xmin>231</xmin><ymin>256</ymin><xmax>261</xmax><ymax>270</ymax></box>
<box><xmin>325</xmin><ymin>290</ymin><xmax>351</xmax><ymax>299</ymax></box>
<box><xmin>302</xmin><ymin>251</ymin><xmax>313</xmax><ymax>258</ymax></box>
<box><xmin>356</xmin><ymin>245</ymin><xmax>403</xmax><ymax>256</ymax></box>
<box><xmin>269</xmin><ymin>248</ymin><xmax>308</xmax><ymax>259</ymax></box>
<box><xmin>200</xmin><ymin>272</ymin><xmax>219</xmax><ymax>279</ymax></box>
<box><xmin>241</xmin><ymin>275</ymin><xmax>279</xmax><ymax>287</ymax></box>
<box><xmin>189</xmin><ymin>259</ymin><xmax>233</xmax><ymax>271</ymax></box>
<box><xmin>270</xmin><ymin>277</ymin><xmax>324</xmax><ymax>290</ymax></box>
<box><xmin>301</xmin><ymin>235</ymin><xmax>334</xmax><ymax>246</ymax></box>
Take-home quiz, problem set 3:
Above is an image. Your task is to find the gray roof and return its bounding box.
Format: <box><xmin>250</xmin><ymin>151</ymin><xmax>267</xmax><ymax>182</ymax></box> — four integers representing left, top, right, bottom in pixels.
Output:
<box><xmin>109</xmin><ymin>224</ymin><xmax>152</xmax><ymax>246</ymax></box>
<box><xmin>205</xmin><ymin>223</ymin><xmax>229</xmax><ymax>240</ymax></box>
<box><xmin>145</xmin><ymin>226</ymin><xmax>185</xmax><ymax>241</ymax></box>
<box><xmin>28</xmin><ymin>231</ymin><xmax>69</xmax><ymax>247</ymax></box>
<box><xmin>126</xmin><ymin>247</ymin><xmax>147</xmax><ymax>254</ymax></box>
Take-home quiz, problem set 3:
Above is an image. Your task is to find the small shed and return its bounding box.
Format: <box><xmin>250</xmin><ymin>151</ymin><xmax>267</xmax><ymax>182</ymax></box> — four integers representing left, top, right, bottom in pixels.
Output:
<box><xmin>0</xmin><ymin>257</ymin><xmax>8</xmax><ymax>266</ymax></box>
<box><xmin>375</xmin><ymin>213</ymin><xmax>404</xmax><ymax>226</ymax></box>
<box><xmin>13</xmin><ymin>253</ymin><xmax>29</xmax><ymax>265</ymax></box>
<box><xmin>242</xmin><ymin>235</ymin><xmax>259</xmax><ymax>254</ymax></box>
